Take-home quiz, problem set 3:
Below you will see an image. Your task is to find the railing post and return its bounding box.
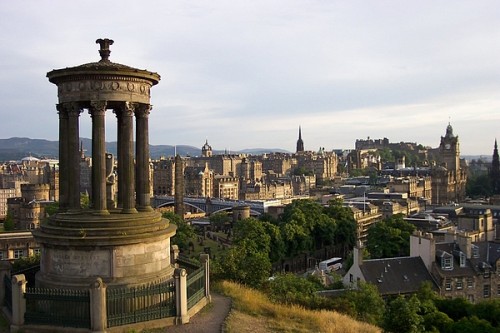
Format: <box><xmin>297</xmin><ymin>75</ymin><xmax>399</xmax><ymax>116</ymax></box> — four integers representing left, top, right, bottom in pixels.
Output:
<box><xmin>200</xmin><ymin>253</ymin><xmax>211</xmax><ymax>303</ymax></box>
<box><xmin>0</xmin><ymin>260</ymin><xmax>11</xmax><ymax>307</ymax></box>
<box><xmin>174</xmin><ymin>268</ymin><xmax>189</xmax><ymax>324</ymax></box>
<box><xmin>90</xmin><ymin>277</ymin><xmax>107</xmax><ymax>333</ymax></box>
<box><xmin>10</xmin><ymin>274</ymin><xmax>26</xmax><ymax>331</ymax></box>
<box><xmin>171</xmin><ymin>245</ymin><xmax>179</xmax><ymax>266</ymax></box>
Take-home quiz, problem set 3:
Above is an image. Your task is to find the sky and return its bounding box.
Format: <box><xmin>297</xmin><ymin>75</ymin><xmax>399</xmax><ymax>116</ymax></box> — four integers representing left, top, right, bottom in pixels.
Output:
<box><xmin>1</xmin><ymin>1</ymin><xmax>499</xmax><ymax>156</ymax></box>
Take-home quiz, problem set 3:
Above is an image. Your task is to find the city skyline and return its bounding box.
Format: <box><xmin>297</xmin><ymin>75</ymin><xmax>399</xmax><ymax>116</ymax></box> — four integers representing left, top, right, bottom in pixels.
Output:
<box><xmin>1</xmin><ymin>1</ymin><xmax>499</xmax><ymax>155</ymax></box>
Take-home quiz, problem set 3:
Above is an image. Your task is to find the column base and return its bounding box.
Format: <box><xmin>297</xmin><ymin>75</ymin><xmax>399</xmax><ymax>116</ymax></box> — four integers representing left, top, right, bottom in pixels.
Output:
<box><xmin>92</xmin><ymin>210</ymin><xmax>110</xmax><ymax>216</ymax></box>
<box><xmin>121</xmin><ymin>208</ymin><xmax>138</xmax><ymax>214</ymax></box>
<box><xmin>137</xmin><ymin>206</ymin><xmax>154</xmax><ymax>212</ymax></box>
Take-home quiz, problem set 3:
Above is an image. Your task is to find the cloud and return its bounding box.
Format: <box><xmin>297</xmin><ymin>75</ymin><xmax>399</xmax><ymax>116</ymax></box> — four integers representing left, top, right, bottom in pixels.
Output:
<box><xmin>0</xmin><ymin>0</ymin><xmax>499</xmax><ymax>155</ymax></box>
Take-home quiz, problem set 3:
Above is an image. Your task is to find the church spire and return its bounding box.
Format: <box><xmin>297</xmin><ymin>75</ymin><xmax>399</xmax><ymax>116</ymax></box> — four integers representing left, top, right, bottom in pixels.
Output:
<box><xmin>296</xmin><ymin>126</ymin><xmax>304</xmax><ymax>153</ymax></box>
<box><xmin>492</xmin><ymin>139</ymin><xmax>500</xmax><ymax>194</ymax></box>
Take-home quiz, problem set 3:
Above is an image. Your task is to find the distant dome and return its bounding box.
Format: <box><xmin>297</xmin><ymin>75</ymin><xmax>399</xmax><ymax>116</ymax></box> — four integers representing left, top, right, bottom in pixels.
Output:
<box><xmin>21</xmin><ymin>156</ymin><xmax>40</xmax><ymax>162</ymax></box>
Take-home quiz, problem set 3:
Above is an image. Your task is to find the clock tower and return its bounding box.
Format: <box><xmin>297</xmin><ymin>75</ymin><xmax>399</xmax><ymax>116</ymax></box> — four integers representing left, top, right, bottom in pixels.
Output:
<box><xmin>431</xmin><ymin>122</ymin><xmax>467</xmax><ymax>204</ymax></box>
<box><xmin>439</xmin><ymin>122</ymin><xmax>460</xmax><ymax>172</ymax></box>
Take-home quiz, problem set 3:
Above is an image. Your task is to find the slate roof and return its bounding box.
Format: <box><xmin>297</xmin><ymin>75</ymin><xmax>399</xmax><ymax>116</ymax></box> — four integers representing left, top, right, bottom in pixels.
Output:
<box><xmin>360</xmin><ymin>256</ymin><xmax>437</xmax><ymax>296</ymax></box>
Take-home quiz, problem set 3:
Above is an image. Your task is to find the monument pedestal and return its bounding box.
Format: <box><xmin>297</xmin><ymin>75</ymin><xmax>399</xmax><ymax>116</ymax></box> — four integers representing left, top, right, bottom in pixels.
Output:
<box><xmin>33</xmin><ymin>210</ymin><xmax>176</xmax><ymax>289</ymax></box>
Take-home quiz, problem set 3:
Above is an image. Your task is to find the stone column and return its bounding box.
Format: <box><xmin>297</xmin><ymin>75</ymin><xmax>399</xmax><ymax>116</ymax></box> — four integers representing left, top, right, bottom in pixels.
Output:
<box><xmin>117</xmin><ymin>102</ymin><xmax>137</xmax><ymax>214</ymax></box>
<box><xmin>11</xmin><ymin>274</ymin><xmax>26</xmax><ymax>331</ymax></box>
<box><xmin>57</xmin><ymin>104</ymin><xmax>69</xmax><ymax>212</ymax></box>
<box><xmin>115</xmin><ymin>110</ymin><xmax>123</xmax><ymax>208</ymax></box>
<box><xmin>90</xmin><ymin>277</ymin><xmax>107</xmax><ymax>332</ymax></box>
<box><xmin>174</xmin><ymin>268</ymin><xmax>189</xmax><ymax>324</ymax></box>
<box><xmin>135</xmin><ymin>104</ymin><xmax>153</xmax><ymax>211</ymax></box>
<box><xmin>90</xmin><ymin>101</ymin><xmax>109</xmax><ymax>215</ymax></box>
<box><xmin>67</xmin><ymin>103</ymin><xmax>82</xmax><ymax>211</ymax></box>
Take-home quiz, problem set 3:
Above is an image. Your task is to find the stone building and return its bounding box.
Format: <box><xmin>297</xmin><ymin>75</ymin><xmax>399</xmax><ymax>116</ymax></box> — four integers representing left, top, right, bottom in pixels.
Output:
<box><xmin>0</xmin><ymin>188</ymin><xmax>18</xmax><ymax>220</ymax></box>
<box><xmin>184</xmin><ymin>164</ymin><xmax>213</xmax><ymax>197</ymax></box>
<box><xmin>260</xmin><ymin>153</ymin><xmax>295</xmax><ymax>176</ymax></box>
<box><xmin>411</xmin><ymin>231</ymin><xmax>500</xmax><ymax>303</ymax></box>
<box><xmin>295</xmin><ymin>150</ymin><xmax>338</xmax><ymax>183</ymax></box>
<box><xmin>7</xmin><ymin>183</ymin><xmax>51</xmax><ymax>230</ymax></box>
<box><xmin>0</xmin><ymin>231</ymin><xmax>39</xmax><ymax>260</ymax></box>
<box><xmin>152</xmin><ymin>157</ymin><xmax>175</xmax><ymax>195</ymax></box>
<box><xmin>213</xmin><ymin>175</ymin><xmax>239</xmax><ymax>200</ymax></box>
<box><xmin>430</xmin><ymin>123</ymin><xmax>468</xmax><ymax>205</ymax></box>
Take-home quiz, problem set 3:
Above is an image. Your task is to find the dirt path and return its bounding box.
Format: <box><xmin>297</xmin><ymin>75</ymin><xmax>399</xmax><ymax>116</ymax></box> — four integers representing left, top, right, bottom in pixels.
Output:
<box><xmin>150</xmin><ymin>293</ymin><xmax>232</xmax><ymax>333</ymax></box>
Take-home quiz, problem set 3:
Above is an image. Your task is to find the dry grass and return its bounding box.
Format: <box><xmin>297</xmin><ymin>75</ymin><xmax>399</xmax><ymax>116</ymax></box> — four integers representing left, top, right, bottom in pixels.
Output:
<box><xmin>218</xmin><ymin>281</ymin><xmax>381</xmax><ymax>333</ymax></box>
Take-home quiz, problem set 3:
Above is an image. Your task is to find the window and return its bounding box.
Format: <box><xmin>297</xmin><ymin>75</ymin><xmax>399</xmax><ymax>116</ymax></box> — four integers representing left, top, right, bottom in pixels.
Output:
<box><xmin>0</xmin><ymin>251</ymin><xmax>3</xmax><ymax>260</ymax></box>
<box><xmin>459</xmin><ymin>252</ymin><xmax>466</xmax><ymax>267</ymax></box>
<box><xmin>484</xmin><ymin>285</ymin><xmax>490</xmax><ymax>298</ymax></box>
<box><xmin>442</xmin><ymin>255</ymin><xmax>453</xmax><ymax>270</ymax></box>
<box><xmin>456</xmin><ymin>278</ymin><xmax>463</xmax><ymax>290</ymax></box>
<box><xmin>13</xmin><ymin>249</ymin><xmax>25</xmax><ymax>259</ymax></box>
<box><xmin>33</xmin><ymin>248</ymin><xmax>41</xmax><ymax>255</ymax></box>
<box><xmin>445</xmin><ymin>278</ymin><xmax>452</xmax><ymax>291</ymax></box>
<box><xmin>467</xmin><ymin>277</ymin><xmax>474</xmax><ymax>288</ymax></box>
<box><xmin>472</xmin><ymin>245</ymin><xmax>480</xmax><ymax>258</ymax></box>
<box><xmin>349</xmin><ymin>274</ymin><xmax>353</xmax><ymax>283</ymax></box>
<box><xmin>497</xmin><ymin>284</ymin><xmax>500</xmax><ymax>296</ymax></box>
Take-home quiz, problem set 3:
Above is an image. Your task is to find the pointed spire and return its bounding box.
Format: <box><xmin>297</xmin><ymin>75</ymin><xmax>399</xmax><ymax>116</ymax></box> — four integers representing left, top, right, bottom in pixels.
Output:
<box><xmin>492</xmin><ymin>138</ymin><xmax>500</xmax><ymax>194</ymax></box>
<box><xmin>296</xmin><ymin>126</ymin><xmax>304</xmax><ymax>153</ymax></box>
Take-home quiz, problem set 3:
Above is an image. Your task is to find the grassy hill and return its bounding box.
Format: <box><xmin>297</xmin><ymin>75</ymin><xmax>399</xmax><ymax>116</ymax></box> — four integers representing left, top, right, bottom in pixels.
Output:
<box><xmin>217</xmin><ymin>280</ymin><xmax>381</xmax><ymax>333</ymax></box>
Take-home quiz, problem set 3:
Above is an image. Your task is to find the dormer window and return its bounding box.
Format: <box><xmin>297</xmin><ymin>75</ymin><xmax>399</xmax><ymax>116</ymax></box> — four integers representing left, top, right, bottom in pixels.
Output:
<box><xmin>459</xmin><ymin>252</ymin><xmax>466</xmax><ymax>268</ymax></box>
<box><xmin>442</xmin><ymin>253</ymin><xmax>453</xmax><ymax>270</ymax></box>
<box><xmin>472</xmin><ymin>245</ymin><xmax>480</xmax><ymax>258</ymax></box>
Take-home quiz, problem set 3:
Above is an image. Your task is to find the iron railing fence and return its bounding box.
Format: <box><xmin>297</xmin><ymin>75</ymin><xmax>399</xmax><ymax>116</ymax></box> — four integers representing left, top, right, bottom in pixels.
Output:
<box><xmin>3</xmin><ymin>274</ymin><xmax>11</xmax><ymax>314</ymax></box>
<box><xmin>24</xmin><ymin>287</ymin><xmax>91</xmax><ymax>329</ymax></box>
<box><xmin>106</xmin><ymin>280</ymin><xmax>176</xmax><ymax>328</ymax></box>
<box><xmin>187</xmin><ymin>266</ymin><xmax>205</xmax><ymax>309</ymax></box>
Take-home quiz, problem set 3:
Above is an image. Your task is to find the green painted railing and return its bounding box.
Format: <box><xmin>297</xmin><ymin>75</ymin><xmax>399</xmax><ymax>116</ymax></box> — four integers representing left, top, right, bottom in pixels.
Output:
<box><xmin>187</xmin><ymin>266</ymin><xmax>205</xmax><ymax>309</ymax></box>
<box><xmin>106</xmin><ymin>280</ymin><xmax>176</xmax><ymax>328</ymax></box>
<box><xmin>3</xmin><ymin>275</ymin><xmax>11</xmax><ymax>314</ymax></box>
<box><xmin>24</xmin><ymin>287</ymin><xmax>90</xmax><ymax>329</ymax></box>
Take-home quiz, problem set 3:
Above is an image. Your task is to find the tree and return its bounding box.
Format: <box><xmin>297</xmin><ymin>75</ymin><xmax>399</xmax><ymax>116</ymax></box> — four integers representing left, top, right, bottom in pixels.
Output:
<box><xmin>366</xmin><ymin>214</ymin><xmax>415</xmax><ymax>259</ymax></box>
<box><xmin>261</xmin><ymin>221</ymin><xmax>286</xmax><ymax>263</ymax></box>
<box><xmin>3</xmin><ymin>212</ymin><xmax>14</xmax><ymax>231</ymax></box>
<box><xmin>383</xmin><ymin>295</ymin><xmax>423</xmax><ymax>333</ymax></box>
<box><xmin>219</xmin><ymin>240</ymin><xmax>272</xmax><ymax>288</ymax></box>
<box><xmin>233</xmin><ymin>218</ymin><xmax>271</xmax><ymax>254</ymax></box>
<box><xmin>471</xmin><ymin>299</ymin><xmax>500</xmax><ymax>327</ymax></box>
<box><xmin>267</xmin><ymin>273</ymin><xmax>321</xmax><ymax>305</ymax></box>
<box><xmin>345</xmin><ymin>282</ymin><xmax>385</xmax><ymax>325</ymax></box>
<box><xmin>450</xmin><ymin>316</ymin><xmax>496</xmax><ymax>333</ymax></box>
<box><xmin>219</xmin><ymin>217</ymin><xmax>273</xmax><ymax>288</ymax></box>
<box><xmin>209</xmin><ymin>212</ymin><xmax>231</xmax><ymax>232</ymax></box>
<box><xmin>435</xmin><ymin>297</ymin><xmax>473</xmax><ymax>322</ymax></box>
<box><xmin>466</xmin><ymin>174</ymin><xmax>493</xmax><ymax>199</ymax></box>
<box><xmin>80</xmin><ymin>192</ymin><xmax>90</xmax><ymax>209</ymax></box>
<box><xmin>162</xmin><ymin>212</ymin><xmax>195</xmax><ymax>251</ymax></box>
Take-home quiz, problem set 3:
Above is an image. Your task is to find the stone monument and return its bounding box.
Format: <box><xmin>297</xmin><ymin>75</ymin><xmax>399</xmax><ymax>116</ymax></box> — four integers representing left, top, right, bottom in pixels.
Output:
<box><xmin>33</xmin><ymin>38</ymin><xmax>176</xmax><ymax>289</ymax></box>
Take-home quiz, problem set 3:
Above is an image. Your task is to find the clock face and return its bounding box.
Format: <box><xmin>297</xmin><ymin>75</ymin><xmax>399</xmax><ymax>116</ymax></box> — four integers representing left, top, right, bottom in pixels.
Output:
<box><xmin>445</xmin><ymin>144</ymin><xmax>451</xmax><ymax>149</ymax></box>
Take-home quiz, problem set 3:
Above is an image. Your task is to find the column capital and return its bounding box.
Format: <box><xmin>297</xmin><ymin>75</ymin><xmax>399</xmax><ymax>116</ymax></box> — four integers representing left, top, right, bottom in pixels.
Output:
<box><xmin>56</xmin><ymin>104</ymin><xmax>69</xmax><ymax>118</ymax></box>
<box><xmin>113</xmin><ymin>101</ymin><xmax>136</xmax><ymax>117</ymax></box>
<box><xmin>66</xmin><ymin>102</ymin><xmax>83</xmax><ymax>117</ymax></box>
<box><xmin>89</xmin><ymin>100</ymin><xmax>108</xmax><ymax>116</ymax></box>
<box><xmin>134</xmin><ymin>104</ymin><xmax>151</xmax><ymax>118</ymax></box>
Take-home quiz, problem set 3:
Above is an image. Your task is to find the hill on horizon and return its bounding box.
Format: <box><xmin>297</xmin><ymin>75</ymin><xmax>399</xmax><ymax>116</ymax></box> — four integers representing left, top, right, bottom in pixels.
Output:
<box><xmin>0</xmin><ymin>137</ymin><xmax>290</xmax><ymax>161</ymax></box>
